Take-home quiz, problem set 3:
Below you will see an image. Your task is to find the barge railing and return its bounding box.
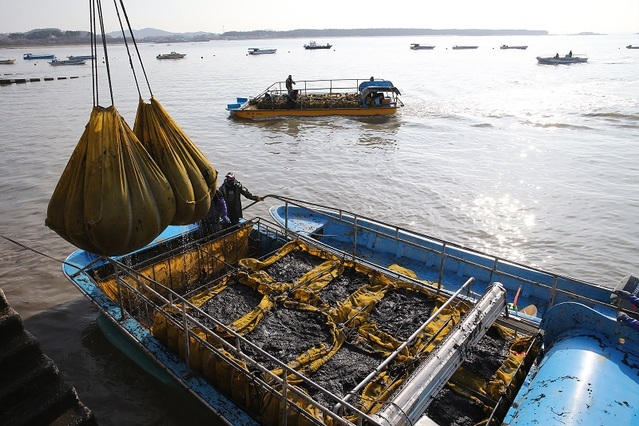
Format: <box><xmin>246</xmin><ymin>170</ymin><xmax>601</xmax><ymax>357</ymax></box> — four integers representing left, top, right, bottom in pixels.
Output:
<box><xmin>95</xmin><ymin>220</ymin><xmax>385</xmax><ymax>426</ymax></box>
<box><xmin>269</xmin><ymin>195</ymin><xmax>618</xmax><ymax>318</ymax></box>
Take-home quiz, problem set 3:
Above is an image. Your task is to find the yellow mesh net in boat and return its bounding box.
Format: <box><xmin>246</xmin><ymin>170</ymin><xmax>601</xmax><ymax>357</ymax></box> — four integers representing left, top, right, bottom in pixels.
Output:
<box><xmin>140</xmin><ymin>238</ymin><xmax>535</xmax><ymax>425</ymax></box>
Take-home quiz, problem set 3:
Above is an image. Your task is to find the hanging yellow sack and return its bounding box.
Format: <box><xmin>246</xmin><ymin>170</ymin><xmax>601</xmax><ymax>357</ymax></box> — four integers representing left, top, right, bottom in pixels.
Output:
<box><xmin>46</xmin><ymin>105</ymin><xmax>176</xmax><ymax>255</ymax></box>
<box><xmin>134</xmin><ymin>97</ymin><xmax>217</xmax><ymax>225</ymax></box>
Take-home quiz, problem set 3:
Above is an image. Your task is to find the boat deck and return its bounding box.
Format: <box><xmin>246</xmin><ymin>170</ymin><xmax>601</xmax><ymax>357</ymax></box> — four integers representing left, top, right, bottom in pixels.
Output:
<box><xmin>227</xmin><ymin>78</ymin><xmax>403</xmax><ymax>119</ymax></box>
<box><xmin>64</xmin><ymin>220</ymin><xmax>538</xmax><ymax>425</ymax></box>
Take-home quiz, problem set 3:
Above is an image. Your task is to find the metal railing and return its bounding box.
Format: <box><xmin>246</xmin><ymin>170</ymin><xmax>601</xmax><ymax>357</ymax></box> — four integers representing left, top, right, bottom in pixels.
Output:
<box><xmin>267</xmin><ymin>195</ymin><xmax>619</xmax><ymax>318</ymax></box>
<box><xmin>94</xmin><ymin>219</ymin><xmax>382</xmax><ymax>426</ymax></box>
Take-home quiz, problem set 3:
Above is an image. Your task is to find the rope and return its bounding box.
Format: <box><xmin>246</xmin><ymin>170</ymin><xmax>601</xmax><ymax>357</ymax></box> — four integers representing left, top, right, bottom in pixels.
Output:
<box><xmin>92</xmin><ymin>0</ymin><xmax>114</xmax><ymax>106</ymax></box>
<box><xmin>118</xmin><ymin>0</ymin><xmax>153</xmax><ymax>98</ymax></box>
<box><xmin>0</xmin><ymin>234</ymin><xmax>84</xmax><ymax>273</ymax></box>
<box><xmin>112</xmin><ymin>0</ymin><xmax>142</xmax><ymax>99</ymax></box>
<box><xmin>89</xmin><ymin>0</ymin><xmax>97</xmax><ymax>105</ymax></box>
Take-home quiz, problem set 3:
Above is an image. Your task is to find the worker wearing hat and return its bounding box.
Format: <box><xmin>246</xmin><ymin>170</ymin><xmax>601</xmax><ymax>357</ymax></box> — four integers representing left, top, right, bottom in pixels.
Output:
<box><xmin>218</xmin><ymin>172</ymin><xmax>264</xmax><ymax>225</ymax></box>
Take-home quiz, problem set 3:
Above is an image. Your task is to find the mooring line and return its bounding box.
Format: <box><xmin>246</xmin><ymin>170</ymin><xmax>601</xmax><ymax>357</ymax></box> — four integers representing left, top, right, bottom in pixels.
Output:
<box><xmin>0</xmin><ymin>234</ymin><xmax>82</xmax><ymax>271</ymax></box>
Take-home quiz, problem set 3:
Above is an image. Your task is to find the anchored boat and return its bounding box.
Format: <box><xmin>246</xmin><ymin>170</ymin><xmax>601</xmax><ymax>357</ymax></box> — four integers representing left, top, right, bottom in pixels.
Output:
<box><xmin>304</xmin><ymin>41</ymin><xmax>332</xmax><ymax>50</ymax></box>
<box><xmin>247</xmin><ymin>48</ymin><xmax>277</xmax><ymax>55</ymax></box>
<box><xmin>156</xmin><ymin>51</ymin><xmax>186</xmax><ymax>59</ymax></box>
<box><xmin>67</xmin><ymin>55</ymin><xmax>96</xmax><ymax>60</ymax></box>
<box><xmin>227</xmin><ymin>78</ymin><xmax>403</xmax><ymax>120</ymax></box>
<box><xmin>23</xmin><ymin>53</ymin><xmax>55</xmax><ymax>60</ymax></box>
<box><xmin>410</xmin><ymin>43</ymin><xmax>435</xmax><ymax>50</ymax></box>
<box><xmin>61</xmin><ymin>195</ymin><xmax>639</xmax><ymax>425</ymax></box>
<box><xmin>500</xmin><ymin>45</ymin><xmax>528</xmax><ymax>50</ymax></box>
<box><xmin>537</xmin><ymin>53</ymin><xmax>588</xmax><ymax>64</ymax></box>
<box><xmin>48</xmin><ymin>58</ymin><xmax>87</xmax><ymax>66</ymax></box>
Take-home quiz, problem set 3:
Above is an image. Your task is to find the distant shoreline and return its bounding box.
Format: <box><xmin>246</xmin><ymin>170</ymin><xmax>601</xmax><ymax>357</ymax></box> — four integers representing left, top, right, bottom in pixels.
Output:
<box><xmin>0</xmin><ymin>27</ymin><xmax>552</xmax><ymax>49</ymax></box>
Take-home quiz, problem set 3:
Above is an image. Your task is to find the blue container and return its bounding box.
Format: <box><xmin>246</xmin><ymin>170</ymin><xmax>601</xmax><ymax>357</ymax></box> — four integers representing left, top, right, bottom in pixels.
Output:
<box><xmin>504</xmin><ymin>303</ymin><xmax>639</xmax><ymax>425</ymax></box>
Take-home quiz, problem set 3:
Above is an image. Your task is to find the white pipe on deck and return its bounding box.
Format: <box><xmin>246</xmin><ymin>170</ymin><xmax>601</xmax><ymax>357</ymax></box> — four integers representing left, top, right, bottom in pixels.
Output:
<box><xmin>372</xmin><ymin>283</ymin><xmax>507</xmax><ymax>426</ymax></box>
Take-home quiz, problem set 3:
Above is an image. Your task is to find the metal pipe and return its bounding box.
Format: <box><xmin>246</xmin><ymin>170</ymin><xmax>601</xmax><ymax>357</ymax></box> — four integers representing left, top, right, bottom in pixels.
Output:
<box><xmin>334</xmin><ymin>277</ymin><xmax>476</xmax><ymax>415</ymax></box>
<box><xmin>371</xmin><ymin>283</ymin><xmax>507</xmax><ymax>426</ymax></box>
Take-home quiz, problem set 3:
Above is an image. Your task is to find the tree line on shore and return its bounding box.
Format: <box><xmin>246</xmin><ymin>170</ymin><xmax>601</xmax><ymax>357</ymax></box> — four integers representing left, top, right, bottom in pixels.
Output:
<box><xmin>1</xmin><ymin>27</ymin><xmax>549</xmax><ymax>47</ymax></box>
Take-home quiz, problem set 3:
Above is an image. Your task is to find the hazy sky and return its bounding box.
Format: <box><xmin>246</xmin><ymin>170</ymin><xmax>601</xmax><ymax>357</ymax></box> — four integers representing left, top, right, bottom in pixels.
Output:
<box><xmin>1</xmin><ymin>0</ymin><xmax>637</xmax><ymax>35</ymax></box>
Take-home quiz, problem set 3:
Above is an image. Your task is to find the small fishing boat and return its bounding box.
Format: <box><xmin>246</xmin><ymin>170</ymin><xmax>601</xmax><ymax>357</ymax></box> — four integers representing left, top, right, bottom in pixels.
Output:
<box><xmin>247</xmin><ymin>47</ymin><xmax>277</xmax><ymax>55</ymax></box>
<box><xmin>227</xmin><ymin>78</ymin><xmax>403</xmax><ymax>120</ymax></box>
<box><xmin>156</xmin><ymin>51</ymin><xmax>186</xmax><ymax>59</ymax></box>
<box><xmin>627</xmin><ymin>45</ymin><xmax>639</xmax><ymax>49</ymax></box>
<box><xmin>23</xmin><ymin>53</ymin><xmax>55</xmax><ymax>60</ymax></box>
<box><xmin>0</xmin><ymin>59</ymin><xmax>16</xmax><ymax>65</ymax></box>
<box><xmin>48</xmin><ymin>58</ymin><xmax>87</xmax><ymax>66</ymax></box>
<box><xmin>410</xmin><ymin>43</ymin><xmax>435</xmax><ymax>50</ymax></box>
<box><xmin>500</xmin><ymin>44</ymin><xmax>528</xmax><ymax>50</ymax></box>
<box><xmin>304</xmin><ymin>41</ymin><xmax>332</xmax><ymax>50</ymax></box>
<box><xmin>537</xmin><ymin>52</ymin><xmax>588</xmax><ymax>64</ymax></box>
<box><xmin>60</xmin><ymin>195</ymin><xmax>639</xmax><ymax>426</ymax></box>
<box><xmin>452</xmin><ymin>45</ymin><xmax>478</xmax><ymax>50</ymax></box>
<box><xmin>67</xmin><ymin>55</ymin><xmax>95</xmax><ymax>60</ymax></box>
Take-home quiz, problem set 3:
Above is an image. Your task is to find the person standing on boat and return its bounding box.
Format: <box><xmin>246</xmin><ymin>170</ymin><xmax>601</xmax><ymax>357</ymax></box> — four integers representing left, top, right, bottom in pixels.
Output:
<box><xmin>286</xmin><ymin>75</ymin><xmax>296</xmax><ymax>92</ymax></box>
<box><xmin>218</xmin><ymin>172</ymin><xmax>264</xmax><ymax>225</ymax></box>
<box><xmin>200</xmin><ymin>188</ymin><xmax>230</xmax><ymax>234</ymax></box>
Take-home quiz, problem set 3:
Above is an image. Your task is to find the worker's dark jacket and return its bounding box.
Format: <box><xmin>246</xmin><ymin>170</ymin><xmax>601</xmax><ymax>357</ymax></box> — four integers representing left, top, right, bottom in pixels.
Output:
<box><xmin>218</xmin><ymin>180</ymin><xmax>259</xmax><ymax>225</ymax></box>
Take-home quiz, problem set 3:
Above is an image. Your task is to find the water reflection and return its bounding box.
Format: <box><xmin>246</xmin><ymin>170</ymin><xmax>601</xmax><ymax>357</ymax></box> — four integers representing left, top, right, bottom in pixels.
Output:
<box><xmin>355</xmin><ymin>116</ymin><xmax>403</xmax><ymax>148</ymax></box>
<box><xmin>228</xmin><ymin>114</ymin><xmax>404</xmax><ymax>149</ymax></box>
<box><xmin>460</xmin><ymin>194</ymin><xmax>536</xmax><ymax>264</ymax></box>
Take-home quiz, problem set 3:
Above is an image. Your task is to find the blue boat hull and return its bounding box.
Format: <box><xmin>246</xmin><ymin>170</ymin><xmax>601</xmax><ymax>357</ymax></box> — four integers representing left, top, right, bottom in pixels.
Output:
<box><xmin>268</xmin><ymin>203</ymin><xmax>616</xmax><ymax>322</ymax></box>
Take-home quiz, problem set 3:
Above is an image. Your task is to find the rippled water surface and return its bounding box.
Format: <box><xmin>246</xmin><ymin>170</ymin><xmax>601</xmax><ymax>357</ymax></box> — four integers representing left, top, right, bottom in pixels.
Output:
<box><xmin>1</xmin><ymin>34</ymin><xmax>638</xmax><ymax>424</ymax></box>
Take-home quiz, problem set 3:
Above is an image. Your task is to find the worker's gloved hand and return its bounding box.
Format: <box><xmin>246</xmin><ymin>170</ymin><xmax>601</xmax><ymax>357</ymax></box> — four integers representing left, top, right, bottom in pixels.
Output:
<box><xmin>222</xmin><ymin>216</ymin><xmax>230</xmax><ymax>225</ymax></box>
<box><xmin>615</xmin><ymin>290</ymin><xmax>632</xmax><ymax>299</ymax></box>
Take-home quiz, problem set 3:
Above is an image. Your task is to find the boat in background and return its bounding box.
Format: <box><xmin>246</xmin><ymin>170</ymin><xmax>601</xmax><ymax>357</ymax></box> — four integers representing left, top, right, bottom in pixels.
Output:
<box><xmin>247</xmin><ymin>47</ymin><xmax>277</xmax><ymax>55</ymax></box>
<box><xmin>500</xmin><ymin>45</ymin><xmax>528</xmax><ymax>50</ymax></box>
<box><xmin>48</xmin><ymin>58</ymin><xmax>87</xmax><ymax>66</ymax></box>
<box><xmin>23</xmin><ymin>53</ymin><xmax>55</xmax><ymax>60</ymax></box>
<box><xmin>156</xmin><ymin>51</ymin><xmax>186</xmax><ymax>59</ymax></box>
<box><xmin>410</xmin><ymin>43</ymin><xmax>435</xmax><ymax>50</ymax></box>
<box><xmin>537</xmin><ymin>52</ymin><xmax>588</xmax><ymax>64</ymax></box>
<box><xmin>627</xmin><ymin>45</ymin><xmax>639</xmax><ymax>49</ymax></box>
<box><xmin>226</xmin><ymin>78</ymin><xmax>403</xmax><ymax>120</ymax></box>
<box><xmin>67</xmin><ymin>55</ymin><xmax>95</xmax><ymax>60</ymax></box>
<box><xmin>452</xmin><ymin>45</ymin><xmax>478</xmax><ymax>50</ymax></box>
<box><xmin>0</xmin><ymin>59</ymin><xmax>16</xmax><ymax>65</ymax></box>
<box><xmin>304</xmin><ymin>41</ymin><xmax>332</xmax><ymax>50</ymax></box>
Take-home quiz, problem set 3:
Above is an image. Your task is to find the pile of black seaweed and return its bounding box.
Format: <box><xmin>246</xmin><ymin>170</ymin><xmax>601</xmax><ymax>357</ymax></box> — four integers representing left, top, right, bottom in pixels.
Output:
<box><xmin>370</xmin><ymin>287</ymin><xmax>437</xmax><ymax>341</ymax></box>
<box><xmin>191</xmin><ymin>282</ymin><xmax>263</xmax><ymax>328</ymax></box>
<box><xmin>318</xmin><ymin>267</ymin><xmax>370</xmax><ymax>307</ymax></box>
<box><xmin>264</xmin><ymin>250</ymin><xmax>325</xmax><ymax>283</ymax></box>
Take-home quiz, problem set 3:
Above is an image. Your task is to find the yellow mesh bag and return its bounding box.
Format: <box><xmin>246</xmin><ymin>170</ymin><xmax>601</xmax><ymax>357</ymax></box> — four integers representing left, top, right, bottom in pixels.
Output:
<box><xmin>46</xmin><ymin>106</ymin><xmax>176</xmax><ymax>255</ymax></box>
<box><xmin>133</xmin><ymin>97</ymin><xmax>217</xmax><ymax>225</ymax></box>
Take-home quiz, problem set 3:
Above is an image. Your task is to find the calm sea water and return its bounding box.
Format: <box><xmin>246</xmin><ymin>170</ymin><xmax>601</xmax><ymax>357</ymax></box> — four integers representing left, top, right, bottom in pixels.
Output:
<box><xmin>1</xmin><ymin>34</ymin><xmax>638</xmax><ymax>424</ymax></box>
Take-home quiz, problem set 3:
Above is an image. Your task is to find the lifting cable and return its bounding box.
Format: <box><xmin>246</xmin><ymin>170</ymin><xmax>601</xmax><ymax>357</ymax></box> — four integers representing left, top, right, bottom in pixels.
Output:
<box><xmin>113</xmin><ymin>0</ymin><xmax>154</xmax><ymax>99</ymax></box>
<box><xmin>90</xmin><ymin>0</ymin><xmax>115</xmax><ymax>106</ymax></box>
<box><xmin>89</xmin><ymin>0</ymin><xmax>153</xmax><ymax>107</ymax></box>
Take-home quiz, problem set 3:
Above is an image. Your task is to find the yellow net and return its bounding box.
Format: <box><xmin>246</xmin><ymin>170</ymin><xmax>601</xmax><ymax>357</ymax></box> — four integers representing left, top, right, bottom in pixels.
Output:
<box><xmin>81</xmin><ymin>229</ymin><xmax>534</xmax><ymax>425</ymax></box>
